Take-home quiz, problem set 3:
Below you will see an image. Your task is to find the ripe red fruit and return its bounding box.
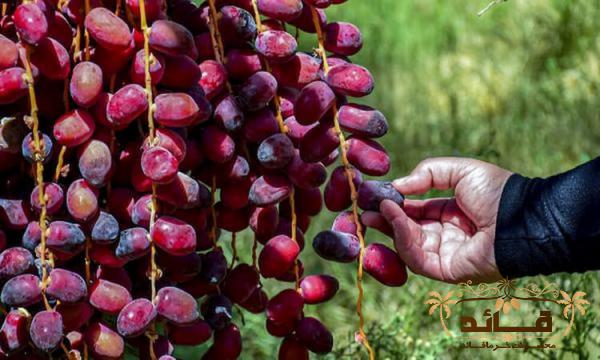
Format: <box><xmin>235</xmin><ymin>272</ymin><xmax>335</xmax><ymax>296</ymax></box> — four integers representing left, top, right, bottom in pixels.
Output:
<box><xmin>141</xmin><ymin>146</ymin><xmax>179</xmax><ymax>183</ymax></box>
<box><xmin>346</xmin><ymin>137</ymin><xmax>391</xmax><ymax>176</ymax></box>
<box><xmin>294</xmin><ymin>81</ymin><xmax>335</xmax><ymax>125</ymax></box>
<box><xmin>167</xmin><ymin>320</ymin><xmax>212</xmax><ymax>346</ymax></box>
<box><xmin>29</xmin><ymin>311</ymin><xmax>63</xmax><ymax>351</ymax></box>
<box><xmin>299</xmin><ymin>274</ymin><xmax>339</xmax><ymax>304</ymax></box>
<box><xmin>363</xmin><ymin>243</ymin><xmax>408</xmax><ymax>287</ymax></box>
<box><xmin>78</xmin><ymin>140</ymin><xmax>113</xmax><ymax>187</ymax></box>
<box><xmin>0</xmin><ymin>68</ymin><xmax>28</xmax><ymax>105</ymax></box>
<box><xmin>278</xmin><ymin>336</ymin><xmax>309</xmax><ymax>360</ymax></box>
<box><xmin>70</xmin><ymin>61</ymin><xmax>103</xmax><ymax>107</ymax></box>
<box><xmin>238</xmin><ymin>71</ymin><xmax>278</xmax><ymax>111</ymax></box>
<box><xmin>47</xmin><ymin>221</ymin><xmax>86</xmax><ymax>254</ymax></box>
<box><xmin>206</xmin><ymin>324</ymin><xmax>242</xmax><ymax>359</ymax></box>
<box><xmin>155</xmin><ymin>286</ymin><xmax>199</xmax><ymax>325</ymax></box>
<box><xmin>198</xmin><ymin>60</ymin><xmax>228</xmax><ymax>100</ymax></box>
<box><xmin>338</xmin><ymin>103</ymin><xmax>388</xmax><ymax>138</ymax></box>
<box><xmin>53</xmin><ymin>109</ymin><xmax>96</xmax><ymax>147</ymax></box>
<box><xmin>66</xmin><ymin>179</ymin><xmax>99</xmax><ymax>222</ymax></box>
<box><xmin>324</xmin><ymin>22</ymin><xmax>363</xmax><ymax>56</ymax></box>
<box><xmin>14</xmin><ymin>3</ymin><xmax>48</xmax><ymax>45</ymax></box>
<box><xmin>0</xmin><ymin>309</ymin><xmax>29</xmax><ymax>353</ymax></box>
<box><xmin>85</xmin><ymin>322</ymin><xmax>125</xmax><ymax>359</ymax></box>
<box><xmin>249</xmin><ymin>206</ymin><xmax>279</xmax><ymax>239</ymax></box>
<box><xmin>221</xmin><ymin>264</ymin><xmax>260</xmax><ymax>304</ymax></box>
<box><xmin>266</xmin><ymin>289</ymin><xmax>304</xmax><ymax>325</ymax></box>
<box><xmin>255</xmin><ymin>30</ymin><xmax>298</xmax><ymax>63</ymax></box>
<box><xmin>257</xmin><ymin>0</ymin><xmax>303</xmax><ymax>21</ymax></box>
<box><xmin>325</xmin><ymin>63</ymin><xmax>374</xmax><ymax>97</ymax></box>
<box><xmin>30</xmin><ymin>38</ymin><xmax>71</xmax><ymax>80</ymax></box>
<box><xmin>46</xmin><ymin>268</ymin><xmax>88</xmax><ymax>303</ymax></box>
<box><xmin>199</xmin><ymin>125</ymin><xmax>236</xmax><ymax>164</ymax></box>
<box><xmin>89</xmin><ymin>279</ymin><xmax>132</xmax><ymax>314</ymax></box>
<box><xmin>117</xmin><ymin>298</ymin><xmax>157</xmax><ymax>337</ymax></box>
<box><xmin>85</xmin><ymin>8</ymin><xmax>132</xmax><ymax>51</ymax></box>
<box><xmin>257</xmin><ymin>134</ymin><xmax>295</xmax><ymax>169</ymax></box>
<box><xmin>1</xmin><ymin>274</ymin><xmax>42</xmax><ymax>307</ymax></box>
<box><xmin>259</xmin><ymin>235</ymin><xmax>300</xmax><ymax>278</ymax></box>
<box><xmin>312</xmin><ymin>230</ymin><xmax>360</xmax><ymax>263</ymax></box>
<box><xmin>149</xmin><ymin>20</ymin><xmax>195</xmax><ymax>57</ymax></box>
<box><xmin>295</xmin><ymin>317</ymin><xmax>333</xmax><ymax>354</ymax></box>
<box><xmin>0</xmin><ymin>35</ymin><xmax>17</xmax><ymax>70</ymax></box>
<box><xmin>0</xmin><ymin>247</ymin><xmax>34</xmax><ymax>279</ymax></box>
<box><xmin>57</xmin><ymin>302</ymin><xmax>94</xmax><ymax>332</ymax></box>
<box><xmin>130</xmin><ymin>50</ymin><xmax>165</xmax><ymax>86</ymax></box>
<box><xmin>357</xmin><ymin>180</ymin><xmax>405</xmax><ymax>211</ymax></box>
<box><xmin>154</xmin><ymin>93</ymin><xmax>207</xmax><ymax>127</ymax></box>
<box><xmin>116</xmin><ymin>227</ymin><xmax>150</xmax><ymax>260</ymax></box>
<box><xmin>249</xmin><ymin>175</ymin><xmax>292</xmax><ymax>206</ymax></box>
<box><xmin>151</xmin><ymin>216</ymin><xmax>197</xmax><ymax>256</ymax></box>
<box><xmin>106</xmin><ymin>84</ymin><xmax>149</xmax><ymax>128</ymax></box>
<box><xmin>238</xmin><ymin>288</ymin><xmax>268</xmax><ymax>314</ymax></box>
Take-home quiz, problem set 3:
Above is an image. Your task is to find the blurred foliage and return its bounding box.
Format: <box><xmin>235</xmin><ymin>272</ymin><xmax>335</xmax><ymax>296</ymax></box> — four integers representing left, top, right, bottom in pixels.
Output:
<box><xmin>178</xmin><ymin>0</ymin><xmax>600</xmax><ymax>358</ymax></box>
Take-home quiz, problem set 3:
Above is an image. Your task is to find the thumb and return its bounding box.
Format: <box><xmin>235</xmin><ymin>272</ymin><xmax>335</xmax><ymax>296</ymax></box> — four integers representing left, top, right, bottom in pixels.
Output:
<box><xmin>393</xmin><ymin>157</ymin><xmax>472</xmax><ymax>195</ymax></box>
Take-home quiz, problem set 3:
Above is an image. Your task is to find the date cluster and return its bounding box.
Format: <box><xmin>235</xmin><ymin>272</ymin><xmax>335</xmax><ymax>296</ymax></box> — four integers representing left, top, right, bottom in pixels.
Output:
<box><xmin>0</xmin><ymin>0</ymin><xmax>407</xmax><ymax>358</ymax></box>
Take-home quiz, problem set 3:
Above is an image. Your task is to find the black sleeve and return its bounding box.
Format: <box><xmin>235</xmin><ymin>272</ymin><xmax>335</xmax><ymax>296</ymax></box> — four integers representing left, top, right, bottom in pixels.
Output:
<box><xmin>494</xmin><ymin>157</ymin><xmax>600</xmax><ymax>278</ymax></box>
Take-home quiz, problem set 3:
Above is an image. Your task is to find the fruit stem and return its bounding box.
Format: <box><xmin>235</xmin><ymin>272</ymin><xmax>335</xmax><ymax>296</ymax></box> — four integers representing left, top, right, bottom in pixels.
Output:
<box><xmin>84</xmin><ymin>237</ymin><xmax>91</xmax><ymax>283</ymax></box>
<box><xmin>229</xmin><ymin>232</ymin><xmax>237</xmax><ymax>269</ymax></box>
<box><xmin>139</xmin><ymin>0</ymin><xmax>159</xmax><ymax>357</ymax></box>
<box><xmin>63</xmin><ymin>79</ymin><xmax>70</xmax><ymax>111</ymax></box>
<box><xmin>206</xmin><ymin>0</ymin><xmax>233</xmax><ymax>93</ymax></box>
<box><xmin>251</xmin><ymin>236</ymin><xmax>258</xmax><ymax>269</ymax></box>
<box><xmin>74</xmin><ymin>25</ymin><xmax>81</xmax><ymax>60</ymax></box>
<box><xmin>209</xmin><ymin>175</ymin><xmax>218</xmax><ymax>249</ymax></box>
<box><xmin>310</xmin><ymin>6</ymin><xmax>375</xmax><ymax>360</ymax></box>
<box><xmin>53</xmin><ymin>145</ymin><xmax>67</xmax><ymax>182</ymax></box>
<box><xmin>83</xmin><ymin>0</ymin><xmax>91</xmax><ymax>61</ymax></box>
<box><xmin>289</xmin><ymin>188</ymin><xmax>300</xmax><ymax>290</ymax></box>
<box><xmin>207</xmin><ymin>0</ymin><xmax>224</xmax><ymax>62</ymax></box>
<box><xmin>21</xmin><ymin>44</ymin><xmax>54</xmax><ymax>313</ymax></box>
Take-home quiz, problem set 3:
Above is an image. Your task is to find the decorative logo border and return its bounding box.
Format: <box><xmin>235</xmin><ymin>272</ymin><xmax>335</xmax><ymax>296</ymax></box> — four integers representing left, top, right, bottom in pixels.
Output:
<box><xmin>425</xmin><ymin>279</ymin><xmax>589</xmax><ymax>339</ymax></box>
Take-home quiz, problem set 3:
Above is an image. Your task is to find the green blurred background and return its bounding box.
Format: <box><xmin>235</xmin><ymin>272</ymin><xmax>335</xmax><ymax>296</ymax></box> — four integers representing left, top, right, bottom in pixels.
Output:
<box><xmin>178</xmin><ymin>0</ymin><xmax>600</xmax><ymax>358</ymax></box>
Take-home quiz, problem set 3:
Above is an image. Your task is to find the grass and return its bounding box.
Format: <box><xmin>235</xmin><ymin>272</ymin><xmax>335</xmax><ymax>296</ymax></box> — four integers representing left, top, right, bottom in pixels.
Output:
<box><xmin>176</xmin><ymin>0</ymin><xmax>600</xmax><ymax>358</ymax></box>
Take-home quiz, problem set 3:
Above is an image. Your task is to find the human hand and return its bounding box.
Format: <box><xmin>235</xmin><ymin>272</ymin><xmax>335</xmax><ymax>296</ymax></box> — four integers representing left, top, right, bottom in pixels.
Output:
<box><xmin>362</xmin><ymin>157</ymin><xmax>512</xmax><ymax>283</ymax></box>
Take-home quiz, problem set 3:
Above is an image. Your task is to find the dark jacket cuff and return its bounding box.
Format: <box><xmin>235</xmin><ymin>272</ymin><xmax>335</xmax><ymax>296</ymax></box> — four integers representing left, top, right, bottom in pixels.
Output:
<box><xmin>494</xmin><ymin>174</ymin><xmax>571</xmax><ymax>278</ymax></box>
